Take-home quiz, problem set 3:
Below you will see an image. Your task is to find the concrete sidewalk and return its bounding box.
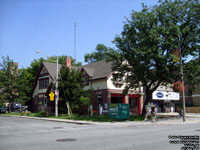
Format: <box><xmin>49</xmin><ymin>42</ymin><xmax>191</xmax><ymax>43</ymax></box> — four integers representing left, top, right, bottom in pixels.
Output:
<box><xmin>1</xmin><ymin>114</ymin><xmax>200</xmax><ymax>126</ymax></box>
<box><xmin>157</xmin><ymin>112</ymin><xmax>200</xmax><ymax>118</ymax></box>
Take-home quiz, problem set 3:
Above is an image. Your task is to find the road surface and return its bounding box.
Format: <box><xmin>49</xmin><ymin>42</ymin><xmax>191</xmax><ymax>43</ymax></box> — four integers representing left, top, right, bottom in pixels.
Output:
<box><xmin>0</xmin><ymin>116</ymin><xmax>199</xmax><ymax>150</ymax></box>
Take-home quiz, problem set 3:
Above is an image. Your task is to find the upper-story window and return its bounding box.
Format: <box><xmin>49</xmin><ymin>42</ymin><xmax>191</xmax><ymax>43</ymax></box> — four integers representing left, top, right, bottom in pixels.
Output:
<box><xmin>113</xmin><ymin>73</ymin><xmax>124</xmax><ymax>88</ymax></box>
<box><xmin>84</xmin><ymin>76</ymin><xmax>89</xmax><ymax>85</ymax></box>
<box><xmin>39</xmin><ymin>78</ymin><xmax>49</xmax><ymax>89</ymax></box>
<box><xmin>82</xmin><ymin>70</ymin><xmax>89</xmax><ymax>86</ymax></box>
<box><xmin>113</xmin><ymin>74</ymin><xmax>123</xmax><ymax>84</ymax></box>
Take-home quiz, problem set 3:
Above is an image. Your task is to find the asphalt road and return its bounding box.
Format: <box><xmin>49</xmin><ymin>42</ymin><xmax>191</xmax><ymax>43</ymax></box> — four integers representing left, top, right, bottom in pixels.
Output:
<box><xmin>0</xmin><ymin>116</ymin><xmax>200</xmax><ymax>150</ymax></box>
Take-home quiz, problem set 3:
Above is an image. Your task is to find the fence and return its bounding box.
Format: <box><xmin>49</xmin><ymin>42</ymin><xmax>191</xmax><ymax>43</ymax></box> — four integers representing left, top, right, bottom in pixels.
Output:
<box><xmin>186</xmin><ymin>107</ymin><xmax>200</xmax><ymax>113</ymax></box>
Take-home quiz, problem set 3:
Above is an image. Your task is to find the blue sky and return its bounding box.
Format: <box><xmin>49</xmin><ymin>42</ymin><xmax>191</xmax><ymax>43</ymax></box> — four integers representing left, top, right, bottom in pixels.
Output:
<box><xmin>0</xmin><ymin>0</ymin><xmax>159</xmax><ymax>68</ymax></box>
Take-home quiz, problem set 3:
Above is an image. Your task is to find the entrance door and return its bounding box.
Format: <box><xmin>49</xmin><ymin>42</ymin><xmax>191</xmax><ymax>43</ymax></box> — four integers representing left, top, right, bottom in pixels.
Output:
<box><xmin>97</xmin><ymin>92</ymin><xmax>103</xmax><ymax>115</ymax></box>
<box><xmin>129</xmin><ymin>97</ymin><xmax>138</xmax><ymax>115</ymax></box>
<box><xmin>164</xmin><ymin>102</ymin><xmax>171</xmax><ymax>112</ymax></box>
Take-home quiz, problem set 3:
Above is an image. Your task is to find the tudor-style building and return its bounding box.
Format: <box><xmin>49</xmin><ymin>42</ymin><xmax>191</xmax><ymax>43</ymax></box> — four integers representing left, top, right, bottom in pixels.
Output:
<box><xmin>31</xmin><ymin>58</ymin><xmax>73</xmax><ymax>113</ymax></box>
<box><xmin>31</xmin><ymin>62</ymin><xmax>62</xmax><ymax>113</ymax></box>
<box><xmin>81</xmin><ymin>60</ymin><xmax>144</xmax><ymax>115</ymax></box>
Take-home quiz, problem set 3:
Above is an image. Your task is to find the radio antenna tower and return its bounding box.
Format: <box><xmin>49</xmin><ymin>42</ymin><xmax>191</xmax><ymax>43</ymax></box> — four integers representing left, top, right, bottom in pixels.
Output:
<box><xmin>74</xmin><ymin>22</ymin><xmax>76</xmax><ymax>63</ymax></box>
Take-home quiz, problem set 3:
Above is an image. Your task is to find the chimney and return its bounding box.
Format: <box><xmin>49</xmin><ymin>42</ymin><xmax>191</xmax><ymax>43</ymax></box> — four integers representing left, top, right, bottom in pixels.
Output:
<box><xmin>8</xmin><ymin>62</ymin><xmax>18</xmax><ymax>76</ymax></box>
<box><xmin>66</xmin><ymin>57</ymin><xmax>71</xmax><ymax>71</ymax></box>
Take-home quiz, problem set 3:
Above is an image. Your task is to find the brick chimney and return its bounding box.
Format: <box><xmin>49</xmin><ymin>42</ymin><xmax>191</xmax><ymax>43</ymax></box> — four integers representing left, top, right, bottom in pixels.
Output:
<box><xmin>66</xmin><ymin>57</ymin><xmax>71</xmax><ymax>71</ymax></box>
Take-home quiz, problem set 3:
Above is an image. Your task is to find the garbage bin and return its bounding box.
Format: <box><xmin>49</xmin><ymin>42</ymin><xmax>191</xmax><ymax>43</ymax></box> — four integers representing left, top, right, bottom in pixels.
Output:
<box><xmin>109</xmin><ymin>104</ymin><xmax>130</xmax><ymax>120</ymax></box>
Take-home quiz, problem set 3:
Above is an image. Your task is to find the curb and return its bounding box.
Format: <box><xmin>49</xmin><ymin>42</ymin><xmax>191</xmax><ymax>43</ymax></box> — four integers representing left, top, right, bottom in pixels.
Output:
<box><xmin>1</xmin><ymin>115</ymin><xmax>200</xmax><ymax>126</ymax></box>
<box><xmin>0</xmin><ymin>115</ymin><xmax>96</xmax><ymax>125</ymax></box>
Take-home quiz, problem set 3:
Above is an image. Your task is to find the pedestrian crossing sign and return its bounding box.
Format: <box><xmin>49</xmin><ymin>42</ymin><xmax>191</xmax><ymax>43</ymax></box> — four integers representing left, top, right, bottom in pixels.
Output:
<box><xmin>49</xmin><ymin>92</ymin><xmax>55</xmax><ymax>101</ymax></box>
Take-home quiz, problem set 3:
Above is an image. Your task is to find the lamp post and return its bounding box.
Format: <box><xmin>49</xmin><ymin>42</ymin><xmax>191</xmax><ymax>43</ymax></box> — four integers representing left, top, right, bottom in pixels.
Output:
<box><xmin>55</xmin><ymin>57</ymin><xmax>58</xmax><ymax>117</ymax></box>
<box><xmin>36</xmin><ymin>49</ymin><xmax>59</xmax><ymax>117</ymax></box>
<box><xmin>178</xmin><ymin>40</ymin><xmax>186</xmax><ymax>122</ymax></box>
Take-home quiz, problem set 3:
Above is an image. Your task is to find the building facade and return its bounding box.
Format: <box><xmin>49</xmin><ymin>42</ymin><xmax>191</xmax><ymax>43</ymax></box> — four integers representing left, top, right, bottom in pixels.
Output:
<box><xmin>31</xmin><ymin>62</ymin><xmax>62</xmax><ymax>113</ymax></box>
<box><xmin>31</xmin><ymin>59</ymin><xmax>184</xmax><ymax>115</ymax></box>
<box><xmin>81</xmin><ymin>61</ymin><xmax>144</xmax><ymax>115</ymax></box>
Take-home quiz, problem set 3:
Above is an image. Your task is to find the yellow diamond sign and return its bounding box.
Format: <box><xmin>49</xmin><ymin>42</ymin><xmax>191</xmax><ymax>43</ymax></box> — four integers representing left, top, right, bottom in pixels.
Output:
<box><xmin>49</xmin><ymin>92</ymin><xmax>55</xmax><ymax>101</ymax></box>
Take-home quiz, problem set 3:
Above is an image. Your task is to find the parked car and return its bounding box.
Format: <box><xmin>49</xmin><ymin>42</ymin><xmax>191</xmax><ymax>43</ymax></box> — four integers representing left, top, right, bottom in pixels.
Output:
<box><xmin>0</xmin><ymin>107</ymin><xmax>6</xmax><ymax>113</ymax></box>
<box><xmin>10</xmin><ymin>103</ymin><xmax>28</xmax><ymax>112</ymax></box>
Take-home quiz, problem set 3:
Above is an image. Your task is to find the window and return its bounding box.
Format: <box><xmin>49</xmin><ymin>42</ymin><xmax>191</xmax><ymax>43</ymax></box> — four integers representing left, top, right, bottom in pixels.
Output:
<box><xmin>85</xmin><ymin>77</ymin><xmax>89</xmax><ymax>85</ymax></box>
<box><xmin>97</xmin><ymin>94</ymin><xmax>102</xmax><ymax>103</ymax></box>
<box><xmin>82</xmin><ymin>75</ymin><xmax>89</xmax><ymax>85</ymax></box>
<box><xmin>39</xmin><ymin>78</ymin><xmax>49</xmax><ymax>89</ymax></box>
<box><xmin>44</xmin><ymin>97</ymin><xmax>47</xmax><ymax>107</ymax></box>
<box><xmin>113</xmin><ymin>74</ymin><xmax>123</xmax><ymax>86</ymax></box>
<box><xmin>129</xmin><ymin>97</ymin><xmax>138</xmax><ymax>108</ymax></box>
<box><xmin>113</xmin><ymin>76</ymin><xmax>123</xmax><ymax>82</ymax></box>
<box><xmin>111</xmin><ymin>97</ymin><xmax>123</xmax><ymax>104</ymax></box>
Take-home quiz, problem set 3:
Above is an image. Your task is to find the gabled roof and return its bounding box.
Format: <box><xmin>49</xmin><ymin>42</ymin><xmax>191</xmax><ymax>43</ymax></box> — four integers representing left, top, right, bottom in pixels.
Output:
<box><xmin>31</xmin><ymin>62</ymin><xmax>62</xmax><ymax>97</ymax></box>
<box><xmin>31</xmin><ymin>60</ymin><xmax>113</xmax><ymax>96</ymax></box>
<box><xmin>43</xmin><ymin>62</ymin><xmax>62</xmax><ymax>81</ymax></box>
<box><xmin>81</xmin><ymin>60</ymin><xmax>113</xmax><ymax>80</ymax></box>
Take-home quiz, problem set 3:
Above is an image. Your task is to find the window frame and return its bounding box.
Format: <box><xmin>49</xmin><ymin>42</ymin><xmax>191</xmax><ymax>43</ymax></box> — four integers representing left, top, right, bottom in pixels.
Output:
<box><xmin>39</xmin><ymin>78</ymin><xmax>49</xmax><ymax>89</ymax></box>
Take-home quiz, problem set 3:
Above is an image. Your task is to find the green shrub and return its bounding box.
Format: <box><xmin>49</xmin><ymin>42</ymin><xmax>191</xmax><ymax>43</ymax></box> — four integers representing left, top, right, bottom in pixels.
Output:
<box><xmin>26</xmin><ymin>111</ymin><xmax>31</xmax><ymax>116</ymax></box>
<box><xmin>21</xmin><ymin>111</ymin><xmax>26</xmax><ymax>116</ymax></box>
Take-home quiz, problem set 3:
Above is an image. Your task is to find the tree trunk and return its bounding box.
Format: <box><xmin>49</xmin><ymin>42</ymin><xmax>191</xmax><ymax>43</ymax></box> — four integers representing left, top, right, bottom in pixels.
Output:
<box><xmin>142</xmin><ymin>90</ymin><xmax>153</xmax><ymax>115</ymax></box>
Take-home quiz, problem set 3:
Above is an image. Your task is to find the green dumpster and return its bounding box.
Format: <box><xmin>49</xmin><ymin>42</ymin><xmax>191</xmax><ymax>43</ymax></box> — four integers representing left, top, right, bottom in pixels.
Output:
<box><xmin>109</xmin><ymin>104</ymin><xmax>130</xmax><ymax>120</ymax></box>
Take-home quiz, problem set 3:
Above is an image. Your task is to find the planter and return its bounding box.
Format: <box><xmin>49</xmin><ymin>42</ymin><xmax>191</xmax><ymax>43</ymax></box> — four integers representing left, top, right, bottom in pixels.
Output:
<box><xmin>173</xmin><ymin>81</ymin><xmax>184</xmax><ymax>92</ymax></box>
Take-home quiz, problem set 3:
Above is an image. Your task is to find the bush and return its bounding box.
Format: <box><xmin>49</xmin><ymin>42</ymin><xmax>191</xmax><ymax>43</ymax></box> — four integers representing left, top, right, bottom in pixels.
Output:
<box><xmin>37</xmin><ymin>110</ymin><xmax>46</xmax><ymax>117</ymax></box>
<box><xmin>80</xmin><ymin>96</ymin><xmax>90</xmax><ymax>106</ymax></box>
<box><xmin>21</xmin><ymin>111</ymin><xmax>26</xmax><ymax>116</ymax></box>
<box><xmin>26</xmin><ymin>111</ymin><xmax>31</xmax><ymax>116</ymax></box>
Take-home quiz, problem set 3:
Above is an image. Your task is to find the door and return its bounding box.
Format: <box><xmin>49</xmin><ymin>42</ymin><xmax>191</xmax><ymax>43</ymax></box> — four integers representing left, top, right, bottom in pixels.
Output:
<box><xmin>129</xmin><ymin>97</ymin><xmax>138</xmax><ymax>115</ymax></box>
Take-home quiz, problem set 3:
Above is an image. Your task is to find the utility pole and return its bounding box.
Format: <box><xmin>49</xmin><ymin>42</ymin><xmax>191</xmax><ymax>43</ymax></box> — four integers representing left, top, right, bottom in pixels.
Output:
<box><xmin>36</xmin><ymin>49</ymin><xmax>59</xmax><ymax>117</ymax></box>
<box><xmin>74</xmin><ymin>22</ymin><xmax>76</xmax><ymax>63</ymax></box>
<box><xmin>179</xmin><ymin>37</ymin><xmax>186</xmax><ymax>122</ymax></box>
<box><xmin>55</xmin><ymin>57</ymin><xmax>59</xmax><ymax>117</ymax></box>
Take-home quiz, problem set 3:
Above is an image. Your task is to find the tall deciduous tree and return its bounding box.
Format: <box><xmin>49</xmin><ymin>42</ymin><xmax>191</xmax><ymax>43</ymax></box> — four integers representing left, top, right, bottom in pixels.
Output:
<box><xmin>58</xmin><ymin>66</ymin><xmax>86</xmax><ymax>113</ymax></box>
<box><xmin>184</xmin><ymin>58</ymin><xmax>200</xmax><ymax>89</ymax></box>
<box><xmin>16</xmin><ymin>68</ymin><xmax>34</xmax><ymax>105</ymax></box>
<box><xmin>84</xmin><ymin>44</ymin><xmax>118</xmax><ymax>63</ymax></box>
<box><xmin>0</xmin><ymin>56</ymin><xmax>19</xmax><ymax>106</ymax></box>
<box><xmin>112</xmin><ymin>0</ymin><xmax>200</xmax><ymax>113</ymax></box>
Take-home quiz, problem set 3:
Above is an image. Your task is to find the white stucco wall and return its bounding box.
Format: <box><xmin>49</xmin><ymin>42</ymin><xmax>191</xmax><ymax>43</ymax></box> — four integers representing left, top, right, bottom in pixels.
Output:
<box><xmin>84</xmin><ymin>75</ymin><xmax>143</xmax><ymax>93</ymax></box>
<box><xmin>107</xmin><ymin>75</ymin><xmax>143</xmax><ymax>92</ymax></box>
<box><xmin>32</xmin><ymin>75</ymin><xmax>52</xmax><ymax>97</ymax></box>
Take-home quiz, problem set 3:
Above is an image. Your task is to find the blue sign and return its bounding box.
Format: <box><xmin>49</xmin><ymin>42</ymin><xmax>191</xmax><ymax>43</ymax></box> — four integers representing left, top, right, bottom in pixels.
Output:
<box><xmin>156</xmin><ymin>92</ymin><xmax>164</xmax><ymax>98</ymax></box>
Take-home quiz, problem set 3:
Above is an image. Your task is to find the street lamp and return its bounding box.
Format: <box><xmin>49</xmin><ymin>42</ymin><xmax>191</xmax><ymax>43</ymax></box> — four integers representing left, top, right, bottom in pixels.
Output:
<box><xmin>178</xmin><ymin>40</ymin><xmax>186</xmax><ymax>122</ymax></box>
<box><xmin>36</xmin><ymin>49</ymin><xmax>59</xmax><ymax>117</ymax></box>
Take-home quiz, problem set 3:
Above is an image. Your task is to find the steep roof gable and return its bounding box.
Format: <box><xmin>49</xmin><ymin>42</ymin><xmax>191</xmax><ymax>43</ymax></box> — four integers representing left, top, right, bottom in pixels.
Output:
<box><xmin>82</xmin><ymin>60</ymin><xmax>113</xmax><ymax>80</ymax></box>
<box><xmin>43</xmin><ymin>62</ymin><xmax>62</xmax><ymax>81</ymax></box>
<box><xmin>31</xmin><ymin>62</ymin><xmax>62</xmax><ymax>96</ymax></box>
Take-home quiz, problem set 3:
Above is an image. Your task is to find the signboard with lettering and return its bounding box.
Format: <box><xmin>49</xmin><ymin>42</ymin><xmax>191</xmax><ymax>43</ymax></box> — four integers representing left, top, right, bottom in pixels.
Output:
<box><xmin>152</xmin><ymin>91</ymin><xmax>179</xmax><ymax>100</ymax></box>
<box><xmin>109</xmin><ymin>104</ymin><xmax>130</xmax><ymax>120</ymax></box>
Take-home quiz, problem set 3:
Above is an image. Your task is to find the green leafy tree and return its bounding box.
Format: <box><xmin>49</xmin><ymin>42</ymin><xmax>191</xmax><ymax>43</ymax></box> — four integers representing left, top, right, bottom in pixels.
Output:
<box><xmin>58</xmin><ymin>66</ymin><xmax>86</xmax><ymax>113</ymax></box>
<box><xmin>16</xmin><ymin>68</ymin><xmax>34</xmax><ymax>105</ymax></box>
<box><xmin>111</xmin><ymin>0</ymin><xmax>199</xmax><ymax>114</ymax></box>
<box><xmin>84</xmin><ymin>44</ymin><xmax>118</xmax><ymax>63</ymax></box>
<box><xmin>184</xmin><ymin>58</ymin><xmax>200</xmax><ymax>93</ymax></box>
<box><xmin>0</xmin><ymin>56</ymin><xmax>19</xmax><ymax>107</ymax></box>
<box><xmin>29</xmin><ymin>58</ymin><xmax>45</xmax><ymax>78</ymax></box>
